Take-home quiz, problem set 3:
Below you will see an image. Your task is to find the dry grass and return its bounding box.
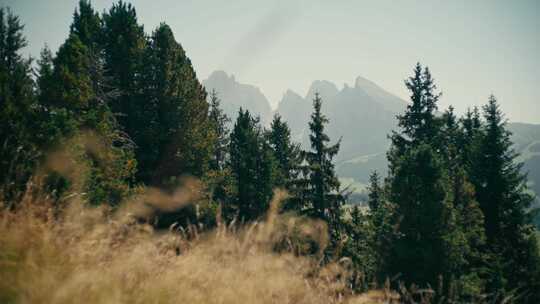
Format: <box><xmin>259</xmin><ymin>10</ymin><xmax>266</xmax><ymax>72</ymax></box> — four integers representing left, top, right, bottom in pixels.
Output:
<box><xmin>0</xmin><ymin>187</ymin><xmax>402</xmax><ymax>304</ymax></box>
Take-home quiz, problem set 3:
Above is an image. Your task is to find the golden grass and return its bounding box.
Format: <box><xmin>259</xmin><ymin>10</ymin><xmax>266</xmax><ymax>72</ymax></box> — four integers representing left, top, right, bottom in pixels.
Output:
<box><xmin>0</xmin><ymin>188</ymin><xmax>402</xmax><ymax>304</ymax></box>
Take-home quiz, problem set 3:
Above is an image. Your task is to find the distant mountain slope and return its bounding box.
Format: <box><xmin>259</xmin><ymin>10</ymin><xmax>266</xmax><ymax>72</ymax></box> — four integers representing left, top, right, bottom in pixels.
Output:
<box><xmin>203</xmin><ymin>71</ymin><xmax>272</xmax><ymax>124</ymax></box>
<box><xmin>277</xmin><ymin>89</ymin><xmax>310</xmax><ymax>139</ymax></box>
<box><xmin>353</xmin><ymin>76</ymin><xmax>405</xmax><ymax>113</ymax></box>
<box><xmin>278</xmin><ymin>78</ymin><xmax>404</xmax><ymax>161</ymax></box>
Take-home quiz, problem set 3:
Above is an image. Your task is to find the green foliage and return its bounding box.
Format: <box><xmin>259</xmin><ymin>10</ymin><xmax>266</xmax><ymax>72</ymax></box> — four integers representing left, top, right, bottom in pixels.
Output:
<box><xmin>0</xmin><ymin>7</ymin><xmax>37</xmax><ymax>203</ymax></box>
<box><xmin>138</xmin><ymin>23</ymin><xmax>213</xmax><ymax>185</ymax></box>
<box><xmin>228</xmin><ymin>109</ymin><xmax>277</xmax><ymax>222</ymax></box>
<box><xmin>467</xmin><ymin>95</ymin><xmax>540</xmax><ymax>302</ymax></box>
<box><xmin>267</xmin><ymin>113</ymin><xmax>303</xmax><ymax>211</ymax></box>
<box><xmin>387</xmin><ymin>143</ymin><xmax>450</xmax><ymax>286</ymax></box>
<box><xmin>70</xmin><ymin>0</ymin><xmax>102</xmax><ymax>49</ymax></box>
<box><xmin>208</xmin><ymin>90</ymin><xmax>231</xmax><ymax>171</ymax></box>
<box><xmin>298</xmin><ymin>93</ymin><xmax>345</xmax><ymax>255</ymax></box>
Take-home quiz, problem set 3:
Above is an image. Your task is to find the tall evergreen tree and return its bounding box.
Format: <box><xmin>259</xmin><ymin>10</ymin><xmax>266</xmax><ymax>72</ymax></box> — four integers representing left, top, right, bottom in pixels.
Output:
<box><xmin>471</xmin><ymin>95</ymin><xmax>540</xmax><ymax>302</ymax></box>
<box><xmin>208</xmin><ymin>89</ymin><xmax>230</xmax><ymax>171</ymax></box>
<box><xmin>366</xmin><ymin>171</ymin><xmax>394</xmax><ymax>282</ymax></box>
<box><xmin>0</xmin><ymin>8</ymin><xmax>38</xmax><ymax>203</ymax></box>
<box><xmin>102</xmin><ymin>1</ymin><xmax>145</xmax><ymax>147</ymax></box>
<box><xmin>228</xmin><ymin>109</ymin><xmax>276</xmax><ymax>222</ymax></box>
<box><xmin>139</xmin><ymin>23</ymin><xmax>213</xmax><ymax>185</ymax></box>
<box><xmin>44</xmin><ymin>30</ymin><xmax>135</xmax><ymax>205</ymax></box>
<box><xmin>395</xmin><ymin>63</ymin><xmax>441</xmax><ymax>147</ymax></box>
<box><xmin>439</xmin><ymin>106</ymin><xmax>488</xmax><ymax>299</ymax></box>
<box><xmin>267</xmin><ymin>113</ymin><xmax>302</xmax><ymax>211</ymax></box>
<box><xmin>70</xmin><ymin>0</ymin><xmax>102</xmax><ymax>50</ymax></box>
<box><xmin>267</xmin><ymin>114</ymin><xmax>301</xmax><ymax>188</ymax></box>
<box><xmin>459</xmin><ymin>106</ymin><xmax>483</xmax><ymax>174</ymax></box>
<box><xmin>386</xmin><ymin>64</ymin><xmax>468</xmax><ymax>295</ymax></box>
<box><xmin>387</xmin><ymin>143</ymin><xmax>451</xmax><ymax>287</ymax></box>
<box><xmin>300</xmin><ymin>93</ymin><xmax>345</xmax><ymax>252</ymax></box>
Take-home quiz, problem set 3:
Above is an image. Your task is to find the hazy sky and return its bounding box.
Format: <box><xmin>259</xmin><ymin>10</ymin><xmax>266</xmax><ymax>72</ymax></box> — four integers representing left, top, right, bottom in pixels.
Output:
<box><xmin>3</xmin><ymin>0</ymin><xmax>539</xmax><ymax>123</ymax></box>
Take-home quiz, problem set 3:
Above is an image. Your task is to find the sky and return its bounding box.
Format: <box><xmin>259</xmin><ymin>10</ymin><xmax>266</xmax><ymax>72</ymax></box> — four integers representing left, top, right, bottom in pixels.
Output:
<box><xmin>2</xmin><ymin>0</ymin><xmax>539</xmax><ymax>123</ymax></box>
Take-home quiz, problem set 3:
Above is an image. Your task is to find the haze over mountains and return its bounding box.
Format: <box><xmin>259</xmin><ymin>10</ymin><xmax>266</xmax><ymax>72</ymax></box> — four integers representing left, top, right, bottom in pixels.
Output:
<box><xmin>203</xmin><ymin>70</ymin><xmax>540</xmax><ymax>197</ymax></box>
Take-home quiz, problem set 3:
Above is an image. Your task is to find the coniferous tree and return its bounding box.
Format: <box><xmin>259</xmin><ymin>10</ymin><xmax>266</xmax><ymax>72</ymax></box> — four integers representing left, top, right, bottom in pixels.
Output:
<box><xmin>343</xmin><ymin>204</ymin><xmax>375</xmax><ymax>291</ymax></box>
<box><xmin>229</xmin><ymin>109</ymin><xmax>276</xmax><ymax>222</ymax></box>
<box><xmin>267</xmin><ymin>113</ymin><xmax>302</xmax><ymax>211</ymax></box>
<box><xmin>459</xmin><ymin>106</ymin><xmax>483</xmax><ymax>174</ymax></box>
<box><xmin>300</xmin><ymin>93</ymin><xmax>345</xmax><ymax>253</ymax></box>
<box><xmin>387</xmin><ymin>143</ymin><xmax>451</xmax><ymax>287</ymax></box>
<box><xmin>439</xmin><ymin>106</ymin><xmax>488</xmax><ymax>299</ymax></box>
<box><xmin>102</xmin><ymin>1</ymin><xmax>145</xmax><ymax>149</ymax></box>
<box><xmin>208</xmin><ymin>89</ymin><xmax>230</xmax><ymax>171</ymax></box>
<box><xmin>70</xmin><ymin>0</ymin><xmax>102</xmax><ymax>50</ymax></box>
<box><xmin>394</xmin><ymin>63</ymin><xmax>441</xmax><ymax>149</ymax></box>
<box><xmin>139</xmin><ymin>23</ymin><xmax>213</xmax><ymax>185</ymax></box>
<box><xmin>386</xmin><ymin>64</ymin><xmax>467</xmax><ymax>294</ymax></box>
<box><xmin>206</xmin><ymin>89</ymin><xmax>233</xmax><ymax>214</ymax></box>
<box><xmin>366</xmin><ymin>171</ymin><xmax>394</xmax><ymax>282</ymax></box>
<box><xmin>0</xmin><ymin>8</ymin><xmax>38</xmax><ymax>203</ymax></box>
<box><xmin>45</xmin><ymin>30</ymin><xmax>135</xmax><ymax>205</ymax></box>
<box><xmin>471</xmin><ymin>95</ymin><xmax>540</xmax><ymax>302</ymax></box>
<box><xmin>268</xmin><ymin>114</ymin><xmax>302</xmax><ymax>188</ymax></box>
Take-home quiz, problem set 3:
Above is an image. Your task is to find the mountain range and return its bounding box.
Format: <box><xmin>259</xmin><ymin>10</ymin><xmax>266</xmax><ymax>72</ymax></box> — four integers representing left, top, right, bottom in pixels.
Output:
<box><xmin>203</xmin><ymin>71</ymin><xmax>540</xmax><ymax>200</ymax></box>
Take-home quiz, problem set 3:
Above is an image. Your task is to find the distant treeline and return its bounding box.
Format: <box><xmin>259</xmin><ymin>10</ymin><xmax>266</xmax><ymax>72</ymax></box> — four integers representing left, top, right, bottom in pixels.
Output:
<box><xmin>0</xmin><ymin>1</ymin><xmax>538</xmax><ymax>303</ymax></box>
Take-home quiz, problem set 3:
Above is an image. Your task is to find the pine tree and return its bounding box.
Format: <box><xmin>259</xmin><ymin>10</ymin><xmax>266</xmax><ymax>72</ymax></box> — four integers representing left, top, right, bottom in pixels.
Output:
<box><xmin>459</xmin><ymin>106</ymin><xmax>482</xmax><ymax>174</ymax></box>
<box><xmin>343</xmin><ymin>204</ymin><xmax>375</xmax><ymax>291</ymax></box>
<box><xmin>138</xmin><ymin>23</ymin><xmax>213</xmax><ymax>185</ymax></box>
<box><xmin>471</xmin><ymin>95</ymin><xmax>540</xmax><ymax>302</ymax></box>
<box><xmin>300</xmin><ymin>93</ymin><xmax>345</xmax><ymax>252</ymax></box>
<box><xmin>206</xmin><ymin>89</ymin><xmax>233</xmax><ymax>215</ymax></box>
<box><xmin>439</xmin><ymin>107</ymin><xmax>488</xmax><ymax>299</ymax></box>
<box><xmin>70</xmin><ymin>0</ymin><xmax>102</xmax><ymax>50</ymax></box>
<box><xmin>102</xmin><ymin>1</ymin><xmax>145</xmax><ymax>149</ymax></box>
<box><xmin>387</xmin><ymin>143</ymin><xmax>451</xmax><ymax>287</ymax></box>
<box><xmin>38</xmin><ymin>2</ymin><xmax>137</xmax><ymax>206</ymax></box>
<box><xmin>268</xmin><ymin>114</ymin><xmax>302</xmax><ymax>188</ymax></box>
<box><xmin>229</xmin><ymin>109</ymin><xmax>276</xmax><ymax>222</ymax></box>
<box><xmin>208</xmin><ymin>89</ymin><xmax>230</xmax><ymax>171</ymax></box>
<box><xmin>366</xmin><ymin>171</ymin><xmax>394</xmax><ymax>282</ymax></box>
<box><xmin>367</xmin><ymin>171</ymin><xmax>382</xmax><ymax>211</ymax></box>
<box><xmin>396</xmin><ymin>62</ymin><xmax>441</xmax><ymax>146</ymax></box>
<box><xmin>386</xmin><ymin>64</ymin><xmax>467</xmax><ymax>293</ymax></box>
<box><xmin>267</xmin><ymin>113</ymin><xmax>302</xmax><ymax>211</ymax></box>
<box><xmin>0</xmin><ymin>8</ymin><xmax>38</xmax><ymax>203</ymax></box>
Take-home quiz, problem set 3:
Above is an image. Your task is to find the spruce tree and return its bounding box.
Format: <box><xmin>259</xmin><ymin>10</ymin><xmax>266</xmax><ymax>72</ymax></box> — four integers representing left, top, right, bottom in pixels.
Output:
<box><xmin>206</xmin><ymin>89</ymin><xmax>233</xmax><ymax>214</ymax></box>
<box><xmin>46</xmin><ymin>30</ymin><xmax>135</xmax><ymax>205</ymax></box>
<box><xmin>0</xmin><ymin>8</ymin><xmax>38</xmax><ymax>203</ymax></box>
<box><xmin>300</xmin><ymin>93</ymin><xmax>345</xmax><ymax>252</ymax></box>
<box><xmin>267</xmin><ymin>113</ymin><xmax>302</xmax><ymax>211</ymax></box>
<box><xmin>102</xmin><ymin>1</ymin><xmax>145</xmax><ymax>149</ymax></box>
<box><xmin>472</xmin><ymin>95</ymin><xmax>540</xmax><ymax>302</ymax></box>
<box><xmin>70</xmin><ymin>0</ymin><xmax>102</xmax><ymax>50</ymax></box>
<box><xmin>396</xmin><ymin>62</ymin><xmax>441</xmax><ymax>146</ymax></box>
<box><xmin>229</xmin><ymin>109</ymin><xmax>276</xmax><ymax>222</ymax></box>
<box><xmin>440</xmin><ymin>106</ymin><xmax>488</xmax><ymax>299</ymax></box>
<box><xmin>208</xmin><ymin>89</ymin><xmax>230</xmax><ymax>171</ymax></box>
<box><xmin>387</xmin><ymin>143</ymin><xmax>450</xmax><ymax>287</ymax></box>
<box><xmin>343</xmin><ymin>204</ymin><xmax>375</xmax><ymax>291</ymax></box>
<box><xmin>139</xmin><ymin>23</ymin><xmax>213</xmax><ymax>185</ymax></box>
<box><xmin>366</xmin><ymin>171</ymin><xmax>394</xmax><ymax>282</ymax></box>
<box><xmin>386</xmin><ymin>64</ymin><xmax>467</xmax><ymax>294</ymax></box>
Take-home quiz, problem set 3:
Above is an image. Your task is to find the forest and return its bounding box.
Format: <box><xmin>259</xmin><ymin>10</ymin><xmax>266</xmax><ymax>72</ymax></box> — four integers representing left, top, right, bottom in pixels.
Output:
<box><xmin>0</xmin><ymin>1</ymin><xmax>539</xmax><ymax>303</ymax></box>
